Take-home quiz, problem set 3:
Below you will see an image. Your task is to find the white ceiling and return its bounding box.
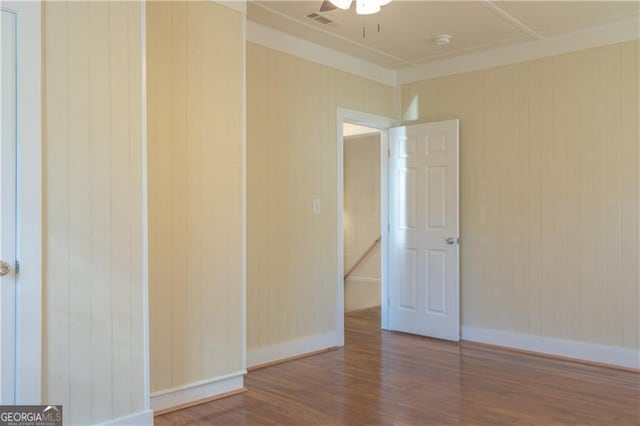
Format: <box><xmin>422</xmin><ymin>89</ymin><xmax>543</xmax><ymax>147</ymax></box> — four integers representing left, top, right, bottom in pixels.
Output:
<box><xmin>248</xmin><ymin>1</ymin><xmax>640</xmax><ymax>69</ymax></box>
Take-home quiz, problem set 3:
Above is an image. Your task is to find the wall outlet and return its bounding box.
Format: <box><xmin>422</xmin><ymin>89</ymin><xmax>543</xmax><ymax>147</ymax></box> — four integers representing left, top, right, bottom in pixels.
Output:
<box><xmin>313</xmin><ymin>198</ymin><xmax>321</xmax><ymax>214</ymax></box>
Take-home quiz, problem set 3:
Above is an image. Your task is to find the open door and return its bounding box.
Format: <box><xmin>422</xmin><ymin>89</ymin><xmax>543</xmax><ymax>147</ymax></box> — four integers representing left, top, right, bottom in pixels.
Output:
<box><xmin>387</xmin><ymin>120</ymin><xmax>459</xmax><ymax>341</ymax></box>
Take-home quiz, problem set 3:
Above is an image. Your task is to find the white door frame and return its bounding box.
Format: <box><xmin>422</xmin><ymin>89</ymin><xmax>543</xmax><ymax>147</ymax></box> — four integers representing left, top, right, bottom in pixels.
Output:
<box><xmin>1</xmin><ymin>0</ymin><xmax>42</xmax><ymax>403</ymax></box>
<box><xmin>336</xmin><ymin>107</ymin><xmax>398</xmax><ymax>345</ymax></box>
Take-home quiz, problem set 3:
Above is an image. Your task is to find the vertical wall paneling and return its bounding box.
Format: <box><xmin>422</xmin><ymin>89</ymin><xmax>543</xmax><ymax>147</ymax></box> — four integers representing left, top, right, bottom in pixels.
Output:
<box><xmin>88</xmin><ymin>2</ymin><xmax>112</xmax><ymax>421</ymax></box>
<box><xmin>620</xmin><ymin>41</ymin><xmax>639</xmax><ymax>350</ymax></box>
<box><xmin>44</xmin><ymin>1</ymin><xmax>70</xmax><ymax>414</ymax></box>
<box><xmin>247</xmin><ymin>43</ymin><xmax>397</xmax><ymax>354</ymax></box>
<box><xmin>44</xmin><ymin>1</ymin><xmax>146</xmax><ymax>424</ymax></box>
<box><xmin>147</xmin><ymin>1</ymin><xmax>244</xmax><ymax>396</ymax></box>
<box><xmin>400</xmin><ymin>40</ymin><xmax>639</xmax><ymax>351</ymax></box>
<box><xmin>66</xmin><ymin>3</ymin><xmax>92</xmax><ymax>422</ymax></box>
<box><xmin>130</xmin><ymin>0</ymin><xmax>146</xmax><ymax>410</ymax></box>
<box><xmin>185</xmin><ymin>0</ymin><xmax>202</xmax><ymax>385</ymax></box>
<box><xmin>110</xmin><ymin>2</ymin><xmax>133</xmax><ymax>416</ymax></box>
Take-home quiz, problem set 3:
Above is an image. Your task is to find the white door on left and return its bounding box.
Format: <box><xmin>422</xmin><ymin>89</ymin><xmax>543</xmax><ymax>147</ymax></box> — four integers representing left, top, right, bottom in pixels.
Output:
<box><xmin>0</xmin><ymin>8</ymin><xmax>17</xmax><ymax>405</ymax></box>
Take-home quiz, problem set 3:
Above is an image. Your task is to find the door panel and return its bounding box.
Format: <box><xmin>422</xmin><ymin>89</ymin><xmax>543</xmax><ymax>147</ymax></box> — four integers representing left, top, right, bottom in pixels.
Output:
<box><xmin>398</xmin><ymin>167</ymin><xmax>416</xmax><ymax>229</ymax></box>
<box><xmin>1</xmin><ymin>8</ymin><xmax>17</xmax><ymax>404</ymax></box>
<box><xmin>388</xmin><ymin>120</ymin><xmax>459</xmax><ymax>341</ymax></box>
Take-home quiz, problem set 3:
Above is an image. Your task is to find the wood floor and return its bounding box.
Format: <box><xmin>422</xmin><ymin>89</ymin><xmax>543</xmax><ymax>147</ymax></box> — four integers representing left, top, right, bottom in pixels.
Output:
<box><xmin>156</xmin><ymin>308</ymin><xmax>640</xmax><ymax>425</ymax></box>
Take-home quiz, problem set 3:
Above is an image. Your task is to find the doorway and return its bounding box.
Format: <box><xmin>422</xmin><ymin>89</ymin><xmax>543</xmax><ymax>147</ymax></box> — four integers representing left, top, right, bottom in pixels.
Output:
<box><xmin>336</xmin><ymin>109</ymin><xmax>460</xmax><ymax>346</ymax></box>
<box><xmin>343</xmin><ymin>123</ymin><xmax>382</xmax><ymax>316</ymax></box>
<box><xmin>336</xmin><ymin>108</ymin><xmax>397</xmax><ymax>345</ymax></box>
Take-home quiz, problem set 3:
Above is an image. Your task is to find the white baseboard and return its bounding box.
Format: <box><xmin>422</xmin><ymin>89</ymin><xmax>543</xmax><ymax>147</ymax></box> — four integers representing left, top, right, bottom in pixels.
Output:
<box><xmin>462</xmin><ymin>326</ymin><xmax>640</xmax><ymax>370</ymax></box>
<box><xmin>248</xmin><ymin>331</ymin><xmax>340</xmax><ymax>368</ymax></box>
<box><xmin>150</xmin><ymin>371</ymin><xmax>245</xmax><ymax>413</ymax></box>
<box><xmin>99</xmin><ymin>409</ymin><xmax>154</xmax><ymax>426</ymax></box>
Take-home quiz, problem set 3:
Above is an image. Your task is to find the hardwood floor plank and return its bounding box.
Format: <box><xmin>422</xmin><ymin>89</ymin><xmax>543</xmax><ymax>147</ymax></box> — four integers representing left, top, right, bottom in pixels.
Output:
<box><xmin>156</xmin><ymin>307</ymin><xmax>640</xmax><ymax>425</ymax></box>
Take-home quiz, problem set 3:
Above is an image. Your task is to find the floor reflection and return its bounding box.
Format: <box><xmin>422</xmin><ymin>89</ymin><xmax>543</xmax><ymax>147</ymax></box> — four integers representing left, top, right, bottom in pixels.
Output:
<box><xmin>155</xmin><ymin>307</ymin><xmax>640</xmax><ymax>425</ymax></box>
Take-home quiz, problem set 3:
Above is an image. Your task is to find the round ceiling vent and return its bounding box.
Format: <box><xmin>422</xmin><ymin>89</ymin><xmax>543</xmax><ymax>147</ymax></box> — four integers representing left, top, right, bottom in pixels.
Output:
<box><xmin>434</xmin><ymin>34</ymin><xmax>452</xmax><ymax>46</ymax></box>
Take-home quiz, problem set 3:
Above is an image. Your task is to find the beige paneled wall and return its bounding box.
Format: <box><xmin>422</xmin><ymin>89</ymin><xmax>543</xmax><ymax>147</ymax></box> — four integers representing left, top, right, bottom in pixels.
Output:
<box><xmin>344</xmin><ymin>133</ymin><xmax>381</xmax><ymax>312</ymax></box>
<box><xmin>247</xmin><ymin>43</ymin><xmax>397</xmax><ymax>351</ymax></box>
<box><xmin>401</xmin><ymin>40</ymin><xmax>639</xmax><ymax>349</ymax></box>
<box><xmin>43</xmin><ymin>1</ymin><xmax>145</xmax><ymax>424</ymax></box>
<box><xmin>147</xmin><ymin>1</ymin><xmax>244</xmax><ymax>392</ymax></box>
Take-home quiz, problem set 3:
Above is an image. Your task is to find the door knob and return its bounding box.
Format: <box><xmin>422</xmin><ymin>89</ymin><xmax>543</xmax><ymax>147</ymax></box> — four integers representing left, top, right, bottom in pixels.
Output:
<box><xmin>0</xmin><ymin>260</ymin><xmax>10</xmax><ymax>277</ymax></box>
<box><xmin>445</xmin><ymin>237</ymin><xmax>459</xmax><ymax>245</ymax></box>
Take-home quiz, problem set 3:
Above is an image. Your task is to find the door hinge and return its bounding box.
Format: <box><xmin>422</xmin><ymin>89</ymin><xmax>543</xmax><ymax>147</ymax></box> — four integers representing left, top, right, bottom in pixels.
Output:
<box><xmin>15</xmin><ymin>260</ymin><xmax>19</xmax><ymax>274</ymax></box>
<box><xmin>387</xmin><ymin>148</ymin><xmax>391</xmax><ymax>157</ymax></box>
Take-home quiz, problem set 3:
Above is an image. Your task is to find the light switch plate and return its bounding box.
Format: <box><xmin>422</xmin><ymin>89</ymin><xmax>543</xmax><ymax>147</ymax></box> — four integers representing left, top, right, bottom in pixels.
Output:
<box><xmin>313</xmin><ymin>198</ymin><xmax>321</xmax><ymax>214</ymax></box>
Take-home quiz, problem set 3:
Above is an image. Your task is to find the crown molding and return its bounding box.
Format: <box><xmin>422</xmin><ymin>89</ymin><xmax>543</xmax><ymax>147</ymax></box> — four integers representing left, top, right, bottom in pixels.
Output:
<box><xmin>398</xmin><ymin>16</ymin><xmax>640</xmax><ymax>84</ymax></box>
<box><xmin>247</xmin><ymin>13</ymin><xmax>638</xmax><ymax>87</ymax></box>
<box><xmin>246</xmin><ymin>20</ymin><xmax>397</xmax><ymax>87</ymax></box>
<box><xmin>211</xmin><ymin>0</ymin><xmax>246</xmax><ymax>15</ymax></box>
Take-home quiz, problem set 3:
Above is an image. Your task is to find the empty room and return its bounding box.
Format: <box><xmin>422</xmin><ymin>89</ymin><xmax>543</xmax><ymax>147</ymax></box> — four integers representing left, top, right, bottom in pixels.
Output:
<box><xmin>0</xmin><ymin>0</ymin><xmax>638</xmax><ymax>425</ymax></box>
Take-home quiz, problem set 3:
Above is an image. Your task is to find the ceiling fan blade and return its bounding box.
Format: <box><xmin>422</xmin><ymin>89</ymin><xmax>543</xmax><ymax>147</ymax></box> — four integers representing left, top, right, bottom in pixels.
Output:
<box><xmin>320</xmin><ymin>0</ymin><xmax>337</xmax><ymax>12</ymax></box>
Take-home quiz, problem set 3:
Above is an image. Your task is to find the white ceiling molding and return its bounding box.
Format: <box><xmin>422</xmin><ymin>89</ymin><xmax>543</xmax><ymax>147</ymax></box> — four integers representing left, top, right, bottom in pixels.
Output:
<box><xmin>211</xmin><ymin>0</ymin><xmax>247</xmax><ymax>15</ymax></box>
<box><xmin>247</xmin><ymin>11</ymin><xmax>638</xmax><ymax>88</ymax></box>
<box><xmin>398</xmin><ymin>16</ymin><xmax>640</xmax><ymax>85</ymax></box>
<box><xmin>481</xmin><ymin>0</ymin><xmax>545</xmax><ymax>41</ymax></box>
<box><xmin>247</xmin><ymin>20</ymin><xmax>397</xmax><ymax>87</ymax></box>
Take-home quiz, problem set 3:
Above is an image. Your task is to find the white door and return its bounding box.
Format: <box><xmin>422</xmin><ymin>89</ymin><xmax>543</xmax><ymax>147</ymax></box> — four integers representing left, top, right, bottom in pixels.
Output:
<box><xmin>0</xmin><ymin>8</ymin><xmax>17</xmax><ymax>404</ymax></box>
<box><xmin>387</xmin><ymin>120</ymin><xmax>459</xmax><ymax>341</ymax></box>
